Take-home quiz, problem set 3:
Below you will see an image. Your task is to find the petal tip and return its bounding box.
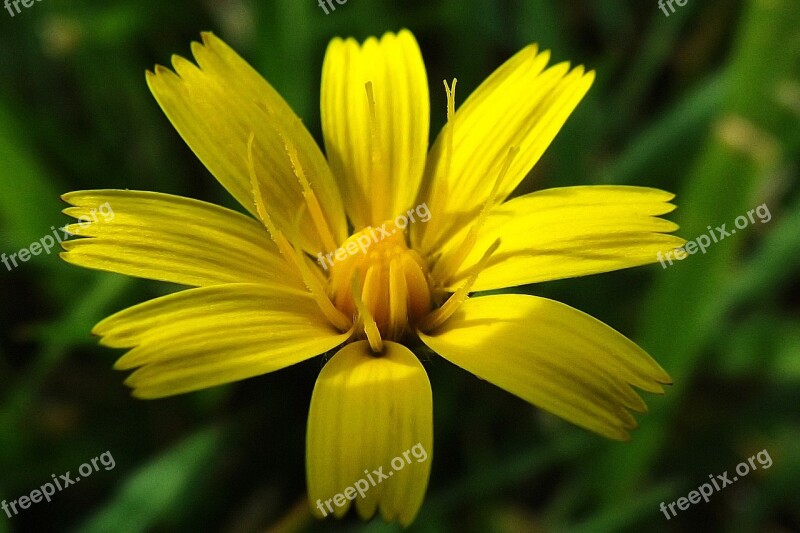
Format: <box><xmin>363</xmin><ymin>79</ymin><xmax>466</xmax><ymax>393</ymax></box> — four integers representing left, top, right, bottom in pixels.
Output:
<box><xmin>129</xmin><ymin>387</ymin><xmax>158</xmax><ymax>400</ymax></box>
<box><xmin>199</xmin><ymin>30</ymin><xmax>216</xmax><ymax>44</ymax></box>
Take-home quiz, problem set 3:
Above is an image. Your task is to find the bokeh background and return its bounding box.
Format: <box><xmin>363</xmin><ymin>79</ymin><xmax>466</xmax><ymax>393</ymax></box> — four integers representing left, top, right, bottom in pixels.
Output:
<box><xmin>1</xmin><ymin>0</ymin><xmax>798</xmax><ymax>531</ymax></box>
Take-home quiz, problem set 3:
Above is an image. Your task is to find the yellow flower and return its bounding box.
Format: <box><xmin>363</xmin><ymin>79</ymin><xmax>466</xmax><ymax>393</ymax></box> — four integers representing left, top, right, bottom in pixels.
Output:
<box><xmin>61</xmin><ymin>30</ymin><xmax>683</xmax><ymax>525</ymax></box>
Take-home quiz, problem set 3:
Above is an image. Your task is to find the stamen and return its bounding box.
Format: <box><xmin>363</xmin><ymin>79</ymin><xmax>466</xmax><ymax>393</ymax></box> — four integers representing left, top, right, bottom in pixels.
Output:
<box><xmin>294</xmin><ymin>247</ymin><xmax>353</xmax><ymax>332</ymax></box>
<box><xmin>419</xmin><ymin>79</ymin><xmax>458</xmax><ymax>254</ymax></box>
<box><xmin>434</xmin><ymin>80</ymin><xmax>456</xmax><ymax>205</ymax></box>
<box><xmin>445</xmin><ymin>79</ymin><xmax>457</xmax><ymax>121</ymax></box>
<box><xmin>247</xmin><ymin>134</ymin><xmax>299</xmax><ymax>264</ymax></box>
<box><xmin>419</xmin><ymin>239</ymin><xmax>501</xmax><ymax>333</ymax></box>
<box><xmin>443</xmin><ymin>79</ymin><xmax>457</xmax><ymax>192</ymax></box>
<box><xmin>433</xmin><ymin>146</ymin><xmax>518</xmax><ymax>280</ymax></box>
<box><xmin>258</xmin><ymin>103</ymin><xmax>339</xmax><ymax>254</ymax></box>
<box><xmin>286</xmin><ymin>201</ymin><xmax>329</xmax><ymax>286</ymax></box>
<box><xmin>247</xmin><ymin>134</ymin><xmax>352</xmax><ymax>333</ymax></box>
<box><xmin>365</xmin><ymin>82</ymin><xmax>388</xmax><ymax>223</ymax></box>
<box><xmin>351</xmin><ymin>271</ymin><xmax>384</xmax><ymax>353</ymax></box>
<box><xmin>280</xmin><ymin>133</ymin><xmax>339</xmax><ymax>254</ymax></box>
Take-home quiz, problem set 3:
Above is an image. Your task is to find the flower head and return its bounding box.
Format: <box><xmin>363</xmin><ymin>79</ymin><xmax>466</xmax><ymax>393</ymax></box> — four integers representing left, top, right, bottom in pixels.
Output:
<box><xmin>61</xmin><ymin>30</ymin><xmax>683</xmax><ymax>525</ymax></box>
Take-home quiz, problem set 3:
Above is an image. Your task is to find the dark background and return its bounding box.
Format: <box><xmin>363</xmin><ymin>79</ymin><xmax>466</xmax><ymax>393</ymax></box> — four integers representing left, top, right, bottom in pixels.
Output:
<box><xmin>1</xmin><ymin>0</ymin><xmax>798</xmax><ymax>531</ymax></box>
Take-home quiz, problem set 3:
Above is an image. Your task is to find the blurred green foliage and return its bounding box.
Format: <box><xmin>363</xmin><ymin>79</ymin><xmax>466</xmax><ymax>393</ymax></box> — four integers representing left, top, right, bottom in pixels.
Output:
<box><xmin>1</xmin><ymin>0</ymin><xmax>798</xmax><ymax>532</ymax></box>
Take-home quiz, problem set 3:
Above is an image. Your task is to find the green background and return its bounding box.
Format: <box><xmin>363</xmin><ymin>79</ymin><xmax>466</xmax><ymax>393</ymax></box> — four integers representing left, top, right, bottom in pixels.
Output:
<box><xmin>1</xmin><ymin>0</ymin><xmax>798</xmax><ymax>531</ymax></box>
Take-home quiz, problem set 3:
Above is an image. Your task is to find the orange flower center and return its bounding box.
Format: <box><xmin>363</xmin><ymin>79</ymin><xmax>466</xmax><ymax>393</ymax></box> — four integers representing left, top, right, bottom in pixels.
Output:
<box><xmin>325</xmin><ymin>221</ymin><xmax>433</xmax><ymax>342</ymax></box>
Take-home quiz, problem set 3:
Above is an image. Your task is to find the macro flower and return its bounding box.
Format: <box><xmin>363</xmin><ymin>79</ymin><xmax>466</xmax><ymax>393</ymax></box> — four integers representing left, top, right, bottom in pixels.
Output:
<box><xmin>60</xmin><ymin>30</ymin><xmax>684</xmax><ymax>525</ymax></box>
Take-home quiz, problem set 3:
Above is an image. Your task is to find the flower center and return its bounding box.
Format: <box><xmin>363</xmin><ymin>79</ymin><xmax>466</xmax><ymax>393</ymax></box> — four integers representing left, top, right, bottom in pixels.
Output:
<box><xmin>326</xmin><ymin>221</ymin><xmax>433</xmax><ymax>342</ymax></box>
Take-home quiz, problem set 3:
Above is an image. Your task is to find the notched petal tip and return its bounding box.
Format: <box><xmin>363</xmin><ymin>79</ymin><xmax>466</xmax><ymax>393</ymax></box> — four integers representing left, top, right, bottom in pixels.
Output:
<box><xmin>653</xmin><ymin>377</ymin><xmax>673</xmax><ymax>390</ymax></box>
<box><xmin>153</xmin><ymin>64</ymin><xmax>170</xmax><ymax>75</ymax></box>
<box><xmin>420</xmin><ymin>295</ymin><xmax>675</xmax><ymax>442</ymax></box>
<box><xmin>189</xmin><ymin>40</ymin><xmax>205</xmax><ymax>58</ymax></box>
<box><xmin>594</xmin><ymin>420</ymin><xmax>635</xmax><ymax>442</ymax></box>
<box><xmin>91</xmin><ymin>317</ymin><xmax>113</xmax><ymax>339</ymax></box>
<box><xmin>520</xmin><ymin>43</ymin><xmax>543</xmax><ymax>61</ymax></box>
<box><xmin>662</xmin><ymin>202</ymin><xmax>678</xmax><ymax>214</ymax></box>
<box><xmin>170</xmin><ymin>54</ymin><xmax>196</xmax><ymax>75</ymax></box>
<box><xmin>60</xmin><ymin>191</ymin><xmax>78</xmax><ymax>204</ymax></box>
<box><xmin>307</xmin><ymin>341</ymin><xmax>432</xmax><ymax>527</ymax></box>
<box><xmin>150</xmin><ymin>63</ymin><xmax>177</xmax><ymax>80</ymax></box>
<box><xmin>58</xmin><ymin>237</ymin><xmax>82</xmax><ymax>252</ymax></box>
<box><xmin>129</xmin><ymin>387</ymin><xmax>162</xmax><ymax>400</ymax></box>
<box><xmin>548</xmin><ymin>60</ymin><xmax>572</xmax><ymax>79</ymax></box>
<box><xmin>61</xmin><ymin>206</ymin><xmax>83</xmax><ymax>218</ymax></box>
<box><xmin>526</xmin><ymin>42</ymin><xmax>541</xmax><ymax>53</ymax></box>
<box><xmin>112</xmin><ymin>354</ymin><xmax>137</xmax><ymax>371</ymax></box>
<box><xmin>325</xmin><ymin>35</ymin><xmax>346</xmax><ymax>49</ymax></box>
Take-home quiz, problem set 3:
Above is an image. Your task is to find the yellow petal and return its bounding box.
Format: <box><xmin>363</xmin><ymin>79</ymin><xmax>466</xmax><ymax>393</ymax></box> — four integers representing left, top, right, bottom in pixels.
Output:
<box><xmin>61</xmin><ymin>190</ymin><xmax>303</xmax><ymax>289</ymax></box>
<box><xmin>414</xmin><ymin>45</ymin><xmax>594</xmax><ymax>255</ymax></box>
<box><xmin>307</xmin><ymin>341</ymin><xmax>432</xmax><ymax>526</ymax></box>
<box><xmin>440</xmin><ymin>186</ymin><xmax>685</xmax><ymax>291</ymax></box>
<box><xmin>146</xmin><ymin>32</ymin><xmax>347</xmax><ymax>252</ymax></box>
<box><xmin>321</xmin><ymin>30</ymin><xmax>429</xmax><ymax>228</ymax></box>
<box><xmin>418</xmin><ymin>294</ymin><xmax>670</xmax><ymax>441</ymax></box>
<box><xmin>95</xmin><ymin>283</ymin><xmax>350</xmax><ymax>398</ymax></box>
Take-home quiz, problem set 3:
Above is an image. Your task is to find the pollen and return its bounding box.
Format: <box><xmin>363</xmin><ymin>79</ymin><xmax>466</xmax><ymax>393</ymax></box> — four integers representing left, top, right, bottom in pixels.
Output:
<box><xmin>327</xmin><ymin>221</ymin><xmax>433</xmax><ymax>344</ymax></box>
